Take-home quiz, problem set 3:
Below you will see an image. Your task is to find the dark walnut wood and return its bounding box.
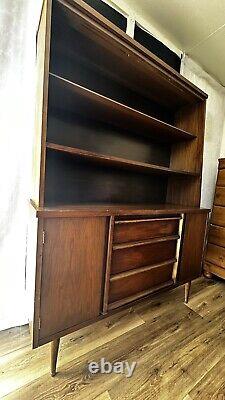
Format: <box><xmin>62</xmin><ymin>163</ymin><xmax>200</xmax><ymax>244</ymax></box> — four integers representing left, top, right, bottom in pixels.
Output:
<box><xmin>111</xmin><ymin>237</ymin><xmax>178</xmax><ymax>275</ymax></box>
<box><xmin>31</xmin><ymin>0</ymin><xmax>209</xmax><ymax>377</ymax></box>
<box><xmin>205</xmin><ymin>159</ymin><xmax>225</xmax><ymax>279</ymax></box>
<box><xmin>113</xmin><ymin>217</ymin><xmax>180</xmax><ymax>244</ymax></box>
<box><xmin>37</xmin><ymin>217</ymin><xmax>107</xmax><ymax>342</ymax></box>
<box><xmin>108</xmin><ymin>260</ymin><xmax>175</xmax><ymax>304</ymax></box>
<box><xmin>177</xmin><ymin>212</ymin><xmax>208</xmax><ymax>284</ymax></box>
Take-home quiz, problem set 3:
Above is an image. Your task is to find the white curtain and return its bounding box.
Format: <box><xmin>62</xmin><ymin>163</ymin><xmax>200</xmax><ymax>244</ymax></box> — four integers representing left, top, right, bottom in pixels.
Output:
<box><xmin>0</xmin><ymin>0</ymin><xmax>42</xmax><ymax>330</ymax></box>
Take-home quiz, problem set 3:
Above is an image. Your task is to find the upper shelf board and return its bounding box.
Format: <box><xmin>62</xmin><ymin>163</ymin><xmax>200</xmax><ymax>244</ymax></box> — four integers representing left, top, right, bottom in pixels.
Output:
<box><xmin>49</xmin><ymin>73</ymin><xmax>197</xmax><ymax>143</ymax></box>
<box><xmin>56</xmin><ymin>0</ymin><xmax>207</xmax><ymax>109</ymax></box>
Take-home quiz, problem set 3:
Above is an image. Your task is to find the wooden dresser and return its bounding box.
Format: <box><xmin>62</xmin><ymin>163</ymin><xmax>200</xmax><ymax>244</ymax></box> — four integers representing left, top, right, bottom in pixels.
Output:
<box><xmin>29</xmin><ymin>0</ymin><xmax>209</xmax><ymax>376</ymax></box>
<box><xmin>204</xmin><ymin>158</ymin><xmax>225</xmax><ymax>279</ymax></box>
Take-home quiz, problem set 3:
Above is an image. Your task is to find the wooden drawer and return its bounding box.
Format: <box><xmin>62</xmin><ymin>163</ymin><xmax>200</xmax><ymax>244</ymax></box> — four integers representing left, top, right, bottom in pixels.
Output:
<box><xmin>208</xmin><ymin>224</ymin><xmax>225</xmax><ymax>247</ymax></box>
<box><xmin>111</xmin><ymin>238</ymin><xmax>177</xmax><ymax>275</ymax></box>
<box><xmin>217</xmin><ymin>169</ymin><xmax>225</xmax><ymax>186</ymax></box>
<box><xmin>214</xmin><ymin>187</ymin><xmax>225</xmax><ymax>206</ymax></box>
<box><xmin>205</xmin><ymin>243</ymin><xmax>225</xmax><ymax>269</ymax></box>
<box><xmin>114</xmin><ymin>217</ymin><xmax>180</xmax><ymax>244</ymax></box>
<box><xmin>108</xmin><ymin>261</ymin><xmax>174</xmax><ymax>304</ymax></box>
<box><xmin>211</xmin><ymin>207</ymin><xmax>225</xmax><ymax>227</ymax></box>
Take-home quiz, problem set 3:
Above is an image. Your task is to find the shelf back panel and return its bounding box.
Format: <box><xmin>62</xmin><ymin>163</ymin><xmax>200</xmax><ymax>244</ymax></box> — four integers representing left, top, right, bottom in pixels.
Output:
<box><xmin>47</xmin><ymin>112</ymin><xmax>171</xmax><ymax>167</ymax></box>
<box><xmin>44</xmin><ymin>150</ymin><xmax>168</xmax><ymax>205</ymax></box>
<box><xmin>50</xmin><ymin>0</ymin><xmax>174</xmax><ymax>123</ymax></box>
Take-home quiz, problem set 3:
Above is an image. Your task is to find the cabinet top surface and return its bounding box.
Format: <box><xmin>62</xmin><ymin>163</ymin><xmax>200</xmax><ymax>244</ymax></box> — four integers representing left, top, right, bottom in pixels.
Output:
<box><xmin>31</xmin><ymin>200</ymin><xmax>210</xmax><ymax>218</ymax></box>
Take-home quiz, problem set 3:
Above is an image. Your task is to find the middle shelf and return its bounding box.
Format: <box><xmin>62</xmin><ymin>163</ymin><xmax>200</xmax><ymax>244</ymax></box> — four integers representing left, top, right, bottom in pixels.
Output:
<box><xmin>46</xmin><ymin>142</ymin><xmax>199</xmax><ymax>177</ymax></box>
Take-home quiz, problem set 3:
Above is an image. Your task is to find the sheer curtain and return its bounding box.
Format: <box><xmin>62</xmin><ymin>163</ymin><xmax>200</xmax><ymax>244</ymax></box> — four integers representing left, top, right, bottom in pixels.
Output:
<box><xmin>0</xmin><ymin>0</ymin><xmax>42</xmax><ymax>330</ymax></box>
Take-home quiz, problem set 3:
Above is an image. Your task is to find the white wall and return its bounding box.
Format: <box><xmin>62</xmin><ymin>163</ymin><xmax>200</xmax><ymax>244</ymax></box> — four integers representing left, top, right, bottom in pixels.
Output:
<box><xmin>0</xmin><ymin>0</ymin><xmax>42</xmax><ymax>330</ymax></box>
<box><xmin>181</xmin><ymin>56</ymin><xmax>225</xmax><ymax>208</ymax></box>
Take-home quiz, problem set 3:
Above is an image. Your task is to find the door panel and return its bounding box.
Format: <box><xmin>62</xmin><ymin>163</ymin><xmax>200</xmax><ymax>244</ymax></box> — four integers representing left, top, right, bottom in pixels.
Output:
<box><xmin>177</xmin><ymin>212</ymin><xmax>208</xmax><ymax>283</ymax></box>
<box><xmin>38</xmin><ymin>217</ymin><xmax>107</xmax><ymax>341</ymax></box>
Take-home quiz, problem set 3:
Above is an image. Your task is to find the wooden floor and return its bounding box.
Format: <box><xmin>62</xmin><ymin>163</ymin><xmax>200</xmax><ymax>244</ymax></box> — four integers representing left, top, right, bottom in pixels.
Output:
<box><xmin>1</xmin><ymin>277</ymin><xmax>225</xmax><ymax>400</ymax></box>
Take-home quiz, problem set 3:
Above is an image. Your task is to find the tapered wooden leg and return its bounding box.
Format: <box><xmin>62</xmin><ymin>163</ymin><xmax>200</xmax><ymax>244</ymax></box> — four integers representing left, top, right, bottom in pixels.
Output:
<box><xmin>204</xmin><ymin>270</ymin><xmax>213</xmax><ymax>279</ymax></box>
<box><xmin>50</xmin><ymin>338</ymin><xmax>60</xmax><ymax>377</ymax></box>
<box><xmin>184</xmin><ymin>281</ymin><xmax>191</xmax><ymax>304</ymax></box>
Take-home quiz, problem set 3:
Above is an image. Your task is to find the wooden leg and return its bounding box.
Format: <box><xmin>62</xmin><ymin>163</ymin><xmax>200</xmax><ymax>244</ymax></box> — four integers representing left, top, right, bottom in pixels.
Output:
<box><xmin>50</xmin><ymin>338</ymin><xmax>60</xmax><ymax>377</ymax></box>
<box><xmin>184</xmin><ymin>281</ymin><xmax>191</xmax><ymax>304</ymax></box>
<box><xmin>204</xmin><ymin>270</ymin><xmax>213</xmax><ymax>279</ymax></box>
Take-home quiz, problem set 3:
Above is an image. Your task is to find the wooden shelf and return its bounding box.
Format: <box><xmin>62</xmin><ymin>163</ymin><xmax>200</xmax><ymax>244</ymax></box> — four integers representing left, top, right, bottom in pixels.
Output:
<box><xmin>46</xmin><ymin>141</ymin><xmax>199</xmax><ymax>177</ymax></box>
<box><xmin>57</xmin><ymin>0</ymin><xmax>207</xmax><ymax>110</ymax></box>
<box><xmin>49</xmin><ymin>73</ymin><xmax>197</xmax><ymax>143</ymax></box>
<box><xmin>31</xmin><ymin>200</ymin><xmax>210</xmax><ymax>218</ymax></box>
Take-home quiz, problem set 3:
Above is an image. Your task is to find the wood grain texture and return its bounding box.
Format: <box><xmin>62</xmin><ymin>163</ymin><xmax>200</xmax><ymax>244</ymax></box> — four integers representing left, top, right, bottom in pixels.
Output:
<box><xmin>111</xmin><ymin>239</ymin><xmax>177</xmax><ymax>275</ymax></box>
<box><xmin>217</xmin><ymin>169</ymin><xmax>225</xmax><ymax>186</ymax></box>
<box><xmin>32</xmin><ymin>202</ymin><xmax>210</xmax><ymax>218</ymax></box>
<box><xmin>56</xmin><ymin>0</ymin><xmax>207</xmax><ymax>107</ymax></box>
<box><xmin>102</xmin><ymin>216</ymin><xmax>114</xmax><ymax>314</ymax></box>
<box><xmin>177</xmin><ymin>212</ymin><xmax>208</xmax><ymax>283</ymax></box>
<box><xmin>109</xmin><ymin>261</ymin><xmax>174</xmax><ymax>303</ymax></box>
<box><xmin>214</xmin><ymin>186</ymin><xmax>225</xmax><ymax>206</ymax></box>
<box><xmin>36</xmin><ymin>217</ymin><xmax>107</xmax><ymax>342</ymax></box>
<box><xmin>205</xmin><ymin>243</ymin><xmax>225</xmax><ymax>269</ymax></box>
<box><xmin>46</xmin><ymin>141</ymin><xmax>198</xmax><ymax>177</ymax></box>
<box><xmin>208</xmin><ymin>224</ymin><xmax>225</xmax><ymax>247</ymax></box>
<box><xmin>34</xmin><ymin>0</ymin><xmax>52</xmax><ymax>206</ymax></box>
<box><xmin>3</xmin><ymin>278</ymin><xmax>225</xmax><ymax>400</ymax></box>
<box><xmin>204</xmin><ymin>261</ymin><xmax>225</xmax><ymax>280</ymax></box>
<box><xmin>167</xmin><ymin>101</ymin><xmax>206</xmax><ymax>207</ymax></box>
<box><xmin>48</xmin><ymin>73</ymin><xmax>197</xmax><ymax>143</ymax></box>
<box><xmin>211</xmin><ymin>206</ymin><xmax>225</xmax><ymax>227</ymax></box>
<box><xmin>113</xmin><ymin>217</ymin><xmax>179</xmax><ymax>244</ymax></box>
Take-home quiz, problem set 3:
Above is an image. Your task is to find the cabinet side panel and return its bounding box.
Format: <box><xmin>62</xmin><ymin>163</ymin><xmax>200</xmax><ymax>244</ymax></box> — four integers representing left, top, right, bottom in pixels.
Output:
<box><xmin>32</xmin><ymin>0</ymin><xmax>52</xmax><ymax>206</ymax></box>
<box><xmin>177</xmin><ymin>212</ymin><xmax>208</xmax><ymax>283</ymax></box>
<box><xmin>38</xmin><ymin>217</ymin><xmax>107</xmax><ymax>342</ymax></box>
<box><xmin>167</xmin><ymin>101</ymin><xmax>206</xmax><ymax>206</ymax></box>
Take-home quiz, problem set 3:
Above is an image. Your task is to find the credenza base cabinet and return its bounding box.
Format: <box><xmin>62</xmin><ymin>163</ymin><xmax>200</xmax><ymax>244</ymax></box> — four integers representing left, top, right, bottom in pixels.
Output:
<box><xmin>30</xmin><ymin>0</ymin><xmax>209</xmax><ymax>376</ymax></box>
<box><xmin>31</xmin><ymin>206</ymin><xmax>208</xmax><ymax>376</ymax></box>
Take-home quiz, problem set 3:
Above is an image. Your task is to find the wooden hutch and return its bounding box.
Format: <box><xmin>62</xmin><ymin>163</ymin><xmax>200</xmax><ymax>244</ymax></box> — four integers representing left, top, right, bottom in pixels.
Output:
<box><xmin>30</xmin><ymin>0</ymin><xmax>209</xmax><ymax>376</ymax></box>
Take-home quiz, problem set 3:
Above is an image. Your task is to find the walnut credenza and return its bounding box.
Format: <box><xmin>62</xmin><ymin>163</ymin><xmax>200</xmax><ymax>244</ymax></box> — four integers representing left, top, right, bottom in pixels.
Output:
<box><xmin>31</xmin><ymin>204</ymin><xmax>209</xmax><ymax>375</ymax></box>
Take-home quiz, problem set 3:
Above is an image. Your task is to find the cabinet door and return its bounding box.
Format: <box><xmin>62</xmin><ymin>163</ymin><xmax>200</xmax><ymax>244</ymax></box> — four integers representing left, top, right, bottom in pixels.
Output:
<box><xmin>177</xmin><ymin>212</ymin><xmax>208</xmax><ymax>284</ymax></box>
<box><xmin>34</xmin><ymin>217</ymin><xmax>107</xmax><ymax>345</ymax></box>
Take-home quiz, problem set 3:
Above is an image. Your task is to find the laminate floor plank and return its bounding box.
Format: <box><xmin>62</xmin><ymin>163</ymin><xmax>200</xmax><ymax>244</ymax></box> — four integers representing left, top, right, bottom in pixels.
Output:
<box><xmin>0</xmin><ymin>325</ymin><xmax>30</xmax><ymax>357</ymax></box>
<box><xmin>1</xmin><ymin>278</ymin><xmax>225</xmax><ymax>400</ymax></box>
<box><xmin>188</xmin><ymin>354</ymin><xmax>225</xmax><ymax>399</ymax></box>
<box><xmin>0</xmin><ymin>310</ymin><xmax>144</xmax><ymax>398</ymax></box>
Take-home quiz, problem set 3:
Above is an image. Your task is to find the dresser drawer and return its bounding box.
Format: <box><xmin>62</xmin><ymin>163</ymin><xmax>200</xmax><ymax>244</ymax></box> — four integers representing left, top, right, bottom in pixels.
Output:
<box><xmin>111</xmin><ymin>238</ymin><xmax>177</xmax><ymax>275</ymax></box>
<box><xmin>217</xmin><ymin>169</ymin><xmax>225</xmax><ymax>186</ymax></box>
<box><xmin>108</xmin><ymin>261</ymin><xmax>174</xmax><ymax>305</ymax></box>
<box><xmin>114</xmin><ymin>217</ymin><xmax>180</xmax><ymax>244</ymax></box>
<box><xmin>205</xmin><ymin>243</ymin><xmax>225</xmax><ymax>269</ymax></box>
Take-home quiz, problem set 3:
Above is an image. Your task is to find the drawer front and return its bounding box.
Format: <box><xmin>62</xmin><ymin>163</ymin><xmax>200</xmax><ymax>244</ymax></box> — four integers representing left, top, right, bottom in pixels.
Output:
<box><xmin>109</xmin><ymin>262</ymin><xmax>174</xmax><ymax>304</ymax></box>
<box><xmin>215</xmin><ymin>187</ymin><xmax>225</xmax><ymax>207</ymax></box>
<box><xmin>111</xmin><ymin>239</ymin><xmax>177</xmax><ymax>275</ymax></box>
<box><xmin>205</xmin><ymin>243</ymin><xmax>225</xmax><ymax>269</ymax></box>
<box><xmin>211</xmin><ymin>207</ymin><xmax>225</xmax><ymax>228</ymax></box>
<box><xmin>114</xmin><ymin>218</ymin><xmax>179</xmax><ymax>244</ymax></box>
<box><xmin>208</xmin><ymin>224</ymin><xmax>225</xmax><ymax>247</ymax></box>
<box><xmin>217</xmin><ymin>169</ymin><xmax>225</xmax><ymax>186</ymax></box>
